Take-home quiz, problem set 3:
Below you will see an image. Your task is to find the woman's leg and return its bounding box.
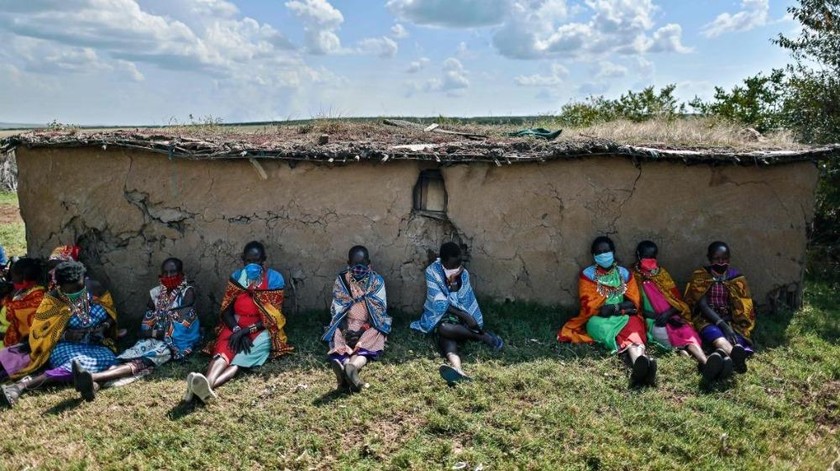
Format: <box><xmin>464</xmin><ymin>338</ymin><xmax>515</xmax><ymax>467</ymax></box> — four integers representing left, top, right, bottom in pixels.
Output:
<box><xmin>437</xmin><ymin>323</ymin><xmax>495</xmax><ymax>346</ymax></box>
<box><xmin>712</xmin><ymin>338</ymin><xmax>734</xmax><ymax>355</ymax></box>
<box><xmin>2</xmin><ymin>373</ymin><xmax>60</xmax><ymax>406</ymax></box>
<box><xmin>686</xmin><ymin>344</ymin><xmax>708</xmax><ymax>364</ymax></box>
<box><xmin>344</xmin><ymin>355</ymin><xmax>368</xmax><ymax>391</ymax></box>
<box><xmin>205</xmin><ymin>356</ymin><xmax>230</xmax><ymax>385</ymax></box>
<box><xmin>348</xmin><ymin>354</ymin><xmax>368</xmax><ymax>371</ymax></box>
<box><xmin>90</xmin><ymin>363</ymin><xmax>136</xmax><ymax>385</ymax></box>
<box><xmin>438</xmin><ymin>337</ymin><xmax>463</xmax><ymax>372</ymax></box>
<box><xmin>212</xmin><ymin>365</ymin><xmax>240</xmax><ymax>389</ymax></box>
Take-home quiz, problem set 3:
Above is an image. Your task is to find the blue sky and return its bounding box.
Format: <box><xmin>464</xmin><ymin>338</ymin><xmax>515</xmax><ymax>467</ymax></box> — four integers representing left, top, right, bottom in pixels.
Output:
<box><xmin>0</xmin><ymin>0</ymin><xmax>797</xmax><ymax>125</ymax></box>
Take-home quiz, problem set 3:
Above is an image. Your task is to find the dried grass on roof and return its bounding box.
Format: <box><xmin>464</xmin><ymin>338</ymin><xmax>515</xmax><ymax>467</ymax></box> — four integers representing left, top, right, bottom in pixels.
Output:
<box><xmin>1</xmin><ymin>117</ymin><xmax>835</xmax><ymax>166</ymax></box>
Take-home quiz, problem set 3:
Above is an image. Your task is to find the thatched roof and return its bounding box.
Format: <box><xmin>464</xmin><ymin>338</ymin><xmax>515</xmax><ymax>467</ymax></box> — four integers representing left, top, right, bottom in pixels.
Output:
<box><xmin>2</xmin><ymin>119</ymin><xmax>838</xmax><ymax>166</ymax></box>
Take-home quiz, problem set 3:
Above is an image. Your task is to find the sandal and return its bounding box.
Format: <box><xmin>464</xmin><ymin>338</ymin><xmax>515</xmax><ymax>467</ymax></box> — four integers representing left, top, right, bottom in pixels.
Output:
<box><xmin>645</xmin><ymin>357</ymin><xmax>658</xmax><ymax>386</ymax></box>
<box><xmin>76</xmin><ymin>368</ymin><xmax>96</xmax><ymax>402</ymax></box>
<box><xmin>630</xmin><ymin>355</ymin><xmax>650</xmax><ymax>386</ymax></box>
<box><xmin>703</xmin><ymin>352</ymin><xmax>724</xmax><ymax>382</ymax></box>
<box><xmin>439</xmin><ymin>365</ymin><xmax>471</xmax><ymax>385</ymax></box>
<box><xmin>486</xmin><ymin>332</ymin><xmax>504</xmax><ymax>351</ymax></box>
<box><xmin>344</xmin><ymin>363</ymin><xmax>364</xmax><ymax>393</ymax></box>
<box><xmin>720</xmin><ymin>356</ymin><xmax>734</xmax><ymax>380</ymax></box>
<box><xmin>330</xmin><ymin>360</ymin><xmax>347</xmax><ymax>390</ymax></box>
<box><xmin>191</xmin><ymin>373</ymin><xmax>217</xmax><ymax>404</ymax></box>
<box><xmin>1</xmin><ymin>384</ymin><xmax>21</xmax><ymax>408</ymax></box>
<box><xmin>730</xmin><ymin>345</ymin><xmax>748</xmax><ymax>374</ymax></box>
<box><xmin>182</xmin><ymin>373</ymin><xmax>196</xmax><ymax>403</ymax></box>
<box><xmin>72</xmin><ymin>359</ymin><xmax>83</xmax><ymax>392</ymax></box>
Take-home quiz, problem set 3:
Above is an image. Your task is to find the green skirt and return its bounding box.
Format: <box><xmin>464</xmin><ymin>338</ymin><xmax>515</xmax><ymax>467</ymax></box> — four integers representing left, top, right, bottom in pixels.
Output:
<box><xmin>586</xmin><ymin>315</ymin><xmax>629</xmax><ymax>353</ymax></box>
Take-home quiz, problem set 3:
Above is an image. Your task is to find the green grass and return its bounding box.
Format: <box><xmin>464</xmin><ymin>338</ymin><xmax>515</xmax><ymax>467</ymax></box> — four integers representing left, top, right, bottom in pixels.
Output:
<box><xmin>0</xmin><ymin>284</ymin><xmax>838</xmax><ymax>470</ymax></box>
<box><xmin>0</xmin><ymin>191</ymin><xmax>18</xmax><ymax>206</ymax></box>
<box><xmin>0</xmin><ymin>190</ymin><xmax>25</xmax><ymax>257</ymax></box>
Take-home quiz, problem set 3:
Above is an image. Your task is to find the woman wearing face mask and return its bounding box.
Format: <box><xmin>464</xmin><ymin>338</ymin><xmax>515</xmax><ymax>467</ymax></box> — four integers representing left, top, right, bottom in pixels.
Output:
<box><xmin>684</xmin><ymin>241</ymin><xmax>755</xmax><ymax>375</ymax></box>
<box><xmin>72</xmin><ymin>258</ymin><xmax>200</xmax><ymax>401</ymax></box>
<box><xmin>185</xmin><ymin>241</ymin><xmax>291</xmax><ymax>404</ymax></box>
<box><xmin>0</xmin><ymin>258</ymin><xmax>46</xmax><ymax>380</ymax></box>
<box><xmin>322</xmin><ymin>246</ymin><xmax>390</xmax><ymax>392</ymax></box>
<box><xmin>558</xmin><ymin>236</ymin><xmax>656</xmax><ymax>386</ymax></box>
<box><xmin>632</xmin><ymin>241</ymin><xmax>732</xmax><ymax>382</ymax></box>
<box><xmin>410</xmin><ymin>242</ymin><xmax>503</xmax><ymax>385</ymax></box>
<box><xmin>1</xmin><ymin>261</ymin><xmax>118</xmax><ymax>407</ymax></box>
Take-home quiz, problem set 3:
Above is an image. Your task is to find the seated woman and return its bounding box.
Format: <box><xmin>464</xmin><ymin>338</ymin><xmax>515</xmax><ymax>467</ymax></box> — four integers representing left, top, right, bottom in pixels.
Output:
<box><xmin>1</xmin><ymin>261</ymin><xmax>118</xmax><ymax>407</ymax></box>
<box><xmin>410</xmin><ymin>242</ymin><xmax>503</xmax><ymax>385</ymax></box>
<box><xmin>0</xmin><ymin>258</ymin><xmax>47</xmax><ymax>380</ymax></box>
<box><xmin>323</xmin><ymin>246</ymin><xmax>391</xmax><ymax>392</ymax></box>
<box><xmin>72</xmin><ymin>258</ymin><xmax>200</xmax><ymax>401</ymax></box>
<box><xmin>46</xmin><ymin>245</ymin><xmax>81</xmax><ymax>291</ymax></box>
<box><xmin>558</xmin><ymin>236</ymin><xmax>656</xmax><ymax>386</ymax></box>
<box><xmin>185</xmin><ymin>241</ymin><xmax>292</xmax><ymax>404</ymax></box>
<box><xmin>632</xmin><ymin>241</ymin><xmax>732</xmax><ymax>382</ymax></box>
<box><xmin>684</xmin><ymin>241</ymin><xmax>755</xmax><ymax>374</ymax></box>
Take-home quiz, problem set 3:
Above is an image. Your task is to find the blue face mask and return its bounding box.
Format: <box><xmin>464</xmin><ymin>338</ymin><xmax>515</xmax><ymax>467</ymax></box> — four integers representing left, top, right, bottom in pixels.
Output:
<box><xmin>594</xmin><ymin>251</ymin><xmax>615</xmax><ymax>269</ymax></box>
<box><xmin>244</xmin><ymin>263</ymin><xmax>263</xmax><ymax>280</ymax></box>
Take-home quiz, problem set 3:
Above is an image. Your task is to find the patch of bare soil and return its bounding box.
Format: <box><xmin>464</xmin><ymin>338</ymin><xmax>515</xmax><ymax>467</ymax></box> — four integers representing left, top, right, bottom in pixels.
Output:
<box><xmin>0</xmin><ymin>204</ymin><xmax>22</xmax><ymax>225</ymax></box>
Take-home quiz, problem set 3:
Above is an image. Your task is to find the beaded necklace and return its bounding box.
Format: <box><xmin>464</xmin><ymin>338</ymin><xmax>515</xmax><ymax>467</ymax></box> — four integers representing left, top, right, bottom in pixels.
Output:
<box><xmin>594</xmin><ymin>265</ymin><xmax>627</xmax><ymax>301</ymax></box>
<box><xmin>60</xmin><ymin>288</ymin><xmax>91</xmax><ymax>325</ymax></box>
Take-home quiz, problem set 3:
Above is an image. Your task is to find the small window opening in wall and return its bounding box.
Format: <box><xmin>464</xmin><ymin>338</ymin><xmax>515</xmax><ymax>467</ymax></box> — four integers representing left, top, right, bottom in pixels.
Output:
<box><xmin>413</xmin><ymin>169</ymin><xmax>447</xmax><ymax>217</ymax></box>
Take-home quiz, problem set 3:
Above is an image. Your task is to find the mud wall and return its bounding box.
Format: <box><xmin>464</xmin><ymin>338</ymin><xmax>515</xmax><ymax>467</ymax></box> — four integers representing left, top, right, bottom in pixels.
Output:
<box><xmin>16</xmin><ymin>147</ymin><xmax>818</xmax><ymax>325</ymax></box>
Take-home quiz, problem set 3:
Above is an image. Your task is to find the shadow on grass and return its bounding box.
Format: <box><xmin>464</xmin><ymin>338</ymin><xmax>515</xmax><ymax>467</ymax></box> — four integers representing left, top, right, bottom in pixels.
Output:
<box><xmin>167</xmin><ymin>400</ymin><xmax>202</xmax><ymax>420</ymax></box>
<box><xmin>43</xmin><ymin>396</ymin><xmax>84</xmax><ymax>415</ymax></box>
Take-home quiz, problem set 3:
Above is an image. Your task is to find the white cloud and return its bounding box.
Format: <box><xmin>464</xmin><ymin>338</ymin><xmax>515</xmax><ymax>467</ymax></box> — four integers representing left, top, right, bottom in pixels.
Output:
<box><xmin>648</xmin><ymin>24</ymin><xmax>692</xmax><ymax>53</ymax></box>
<box><xmin>285</xmin><ymin>0</ymin><xmax>344</xmax><ymax>54</ymax></box>
<box><xmin>387</xmin><ymin>0</ymin><xmax>510</xmax><ymax>28</ymax></box>
<box><xmin>406</xmin><ymin>57</ymin><xmax>431</xmax><ymax>73</ymax></box>
<box><xmin>389</xmin><ymin>0</ymin><xmax>691</xmax><ymax>60</ymax></box>
<box><xmin>702</xmin><ymin>0</ymin><xmax>769</xmax><ymax>38</ymax></box>
<box><xmin>423</xmin><ymin>57</ymin><xmax>469</xmax><ymax>94</ymax></box>
<box><xmin>356</xmin><ymin>36</ymin><xmax>399</xmax><ymax>58</ymax></box>
<box><xmin>594</xmin><ymin>60</ymin><xmax>627</xmax><ymax>79</ymax></box>
<box><xmin>391</xmin><ymin>23</ymin><xmax>409</xmax><ymax>38</ymax></box>
<box><xmin>514</xmin><ymin>63</ymin><xmax>569</xmax><ymax>86</ymax></box>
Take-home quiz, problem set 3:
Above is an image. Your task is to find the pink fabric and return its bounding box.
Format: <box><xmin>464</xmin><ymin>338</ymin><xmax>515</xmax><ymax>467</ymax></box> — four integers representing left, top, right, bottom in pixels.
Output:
<box><xmin>666</xmin><ymin>323</ymin><xmax>701</xmax><ymax>348</ymax></box>
<box><xmin>643</xmin><ymin>281</ymin><xmax>701</xmax><ymax>348</ymax></box>
<box><xmin>0</xmin><ymin>344</ymin><xmax>31</xmax><ymax>376</ymax></box>
<box><xmin>642</xmin><ymin>281</ymin><xmax>672</xmax><ymax>314</ymax></box>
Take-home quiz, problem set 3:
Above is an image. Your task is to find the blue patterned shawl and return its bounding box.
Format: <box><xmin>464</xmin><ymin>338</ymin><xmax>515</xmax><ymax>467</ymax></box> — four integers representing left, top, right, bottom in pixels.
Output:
<box><xmin>410</xmin><ymin>259</ymin><xmax>483</xmax><ymax>334</ymax></box>
<box><xmin>321</xmin><ymin>271</ymin><xmax>390</xmax><ymax>342</ymax></box>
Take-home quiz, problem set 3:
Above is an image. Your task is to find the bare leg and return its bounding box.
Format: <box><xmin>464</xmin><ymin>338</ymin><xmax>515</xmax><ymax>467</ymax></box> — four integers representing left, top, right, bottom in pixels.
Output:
<box><xmin>627</xmin><ymin>344</ymin><xmax>645</xmax><ymax>364</ymax></box>
<box><xmin>2</xmin><ymin>373</ymin><xmax>59</xmax><ymax>406</ymax></box>
<box><xmin>90</xmin><ymin>364</ymin><xmax>136</xmax><ymax>388</ymax></box>
<box><xmin>211</xmin><ymin>365</ymin><xmax>240</xmax><ymax>389</ymax></box>
<box><xmin>712</xmin><ymin>338</ymin><xmax>734</xmax><ymax>356</ymax></box>
<box><xmin>686</xmin><ymin>344</ymin><xmax>708</xmax><ymax>364</ymax></box>
<box><xmin>438</xmin><ymin>336</ymin><xmax>466</xmax><ymax>374</ymax></box>
<box><xmin>205</xmin><ymin>356</ymin><xmax>229</xmax><ymax>386</ymax></box>
<box><xmin>348</xmin><ymin>355</ymin><xmax>368</xmax><ymax>371</ymax></box>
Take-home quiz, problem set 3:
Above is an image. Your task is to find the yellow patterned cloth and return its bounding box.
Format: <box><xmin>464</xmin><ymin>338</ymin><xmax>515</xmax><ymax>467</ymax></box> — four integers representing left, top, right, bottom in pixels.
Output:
<box><xmin>13</xmin><ymin>291</ymin><xmax>118</xmax><ymax>379</ymax></box>
<box><xmin>684</xmin><ymin>268</ymin><xmax>756</xmax><ymax>339</ymax></box>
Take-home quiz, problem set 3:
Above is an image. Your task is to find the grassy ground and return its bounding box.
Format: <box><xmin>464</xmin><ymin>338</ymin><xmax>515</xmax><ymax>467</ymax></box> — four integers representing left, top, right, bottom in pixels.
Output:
<box><xmin>0</xmin><ymin>287</ymin><xmax>837</xmax><ymax>470</ymax></box>
<box><xmin>0</xmin><ymin>191</ymin><xmax>25</xmax><ymax>257</ymax></box>
<box><xmin>0</xmin><ymin>191</ymin><xmax>837</xmax><ymax>470</ymax></box>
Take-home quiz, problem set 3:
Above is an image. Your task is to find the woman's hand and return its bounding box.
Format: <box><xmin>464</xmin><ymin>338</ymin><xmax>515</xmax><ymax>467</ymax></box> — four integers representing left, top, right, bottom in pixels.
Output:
<box><xmin>62</xmin><ymin>329</ymin><xmax>87</xmax><ymax>342</ymax></box>
<box><xmin>718</xmin><ymin>321</ymin><xmax>739</xmax><ymax>345</ymax></box>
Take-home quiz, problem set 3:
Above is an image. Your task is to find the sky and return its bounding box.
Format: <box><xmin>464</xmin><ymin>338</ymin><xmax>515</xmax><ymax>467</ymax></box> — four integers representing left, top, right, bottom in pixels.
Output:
<box><xmin>0</xmin><ymin>0</ymin><xmax>799</xmax><ymax>125</ymax></box>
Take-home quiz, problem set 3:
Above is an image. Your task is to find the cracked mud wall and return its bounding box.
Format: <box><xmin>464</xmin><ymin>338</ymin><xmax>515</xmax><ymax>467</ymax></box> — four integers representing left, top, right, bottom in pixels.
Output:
<box><xmin>442</xmin><ymin>160</ymin><xmax>818</xmax><ymax>309</ymax></box>
<box><xmin>16</xmin><ymin>147</ymin><xmax>817</xmax><ymax>326</ymax></box>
